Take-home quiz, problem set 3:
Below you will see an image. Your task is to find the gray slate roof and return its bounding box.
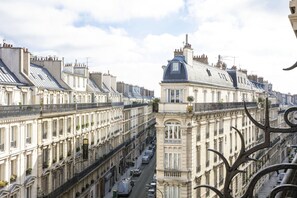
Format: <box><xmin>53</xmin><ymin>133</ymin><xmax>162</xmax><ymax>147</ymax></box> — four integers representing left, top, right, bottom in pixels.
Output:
<box><xmin>0</xmin><ymin>59</ymin><xmax>23</xmax><ymax>85</ymax></box>
<box><xmin>29</xmin><ymin>63</ymin><xmax>63</xmax><ymax>90</ymax></box>
<box><xmin>163</xmin><ymin>56</ymin><xmax>234</xmax><ymax>89</ymax></box>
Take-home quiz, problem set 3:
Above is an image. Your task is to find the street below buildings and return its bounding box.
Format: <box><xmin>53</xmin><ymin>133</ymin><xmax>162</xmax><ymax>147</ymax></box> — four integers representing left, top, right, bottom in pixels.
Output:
<box><xmin>129</xmin><ymin>154</ymin><xmax>156</xmax><ymax>198</ymax></box>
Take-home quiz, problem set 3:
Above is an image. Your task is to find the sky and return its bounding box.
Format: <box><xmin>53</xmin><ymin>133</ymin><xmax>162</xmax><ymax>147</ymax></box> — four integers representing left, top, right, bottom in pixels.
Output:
<box><xmin>0</xmin><ymin>0</ymin><xmax>296</xmax><ymax>97</ymax></box>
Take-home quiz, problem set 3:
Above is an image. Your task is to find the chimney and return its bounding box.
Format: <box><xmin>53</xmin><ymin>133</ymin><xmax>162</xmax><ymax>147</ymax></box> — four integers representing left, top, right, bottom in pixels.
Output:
<box><xmin>193</xmin><ymin>54</ymin><xmax>209</xmax><ymax>64</ymax></box>
<box><xmin>258</xmin><ymin>77</ymin><xmax>264</xmax><ymax>83</ymax></box>
<box><xmin>174</xmin><ymin>48</ymin><xmax>183</xmax><ymax>56</ymax></box>
<box><xmin>90</xmin><ymin>72</ymin><xmax>103</xmax><ymax>88</ymax></box>
<box><xmin>183</xmin><ymin>34</ymin><xmax>193</xmax><ymax>66</ymax></box>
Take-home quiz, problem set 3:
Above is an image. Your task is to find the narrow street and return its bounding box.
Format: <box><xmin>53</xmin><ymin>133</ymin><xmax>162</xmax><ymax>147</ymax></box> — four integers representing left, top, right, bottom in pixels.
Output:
<box><xmin>129</xmin><ymin>154</ymin><xmax>156</xmax><ymax>198</ymax></box>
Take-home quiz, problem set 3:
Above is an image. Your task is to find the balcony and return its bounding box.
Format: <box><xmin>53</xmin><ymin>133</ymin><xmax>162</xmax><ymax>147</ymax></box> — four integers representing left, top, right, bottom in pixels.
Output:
<box><xmin>164</xmin><ymin>139</ymin><xmax>181</xmax><ymax>144</ymax></box>
<box><xmin>0</xmin><ymin>102</ymin><xmax>124</xmax><ymax>118</ymax></box>
<box><xmin>194</xmin><ymin>102</ymin><xmax>257</xmax><ymax>112</ymax></box>
<box><xmin>164</xmin><ymin>170</ymin><xmax>182</xmax><ymax>178</ymax></box>
<box><xmin>159</xmin><ymin>102</ymin><xmax>257</xmax><ymax>113</ymax></box>
<box><xmin>45</xmin><ymin>137</ymin><xmax>135</xmax><ymax>197</ymax></box>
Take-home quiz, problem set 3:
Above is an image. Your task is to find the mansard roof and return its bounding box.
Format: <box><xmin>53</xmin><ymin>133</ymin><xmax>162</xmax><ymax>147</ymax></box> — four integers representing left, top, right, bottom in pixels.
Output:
<box><xmin>0</xmin><ymin>59</ymin><xmax>24</xmax><ymax>85</ymax></box>
<box><xmin>227</xmin><ymin>69</ymin><xmax>253</xmax><ymax>90</ymax></box>
<box><xmin>29</xmin><ymin>63</ymin><xmax>64</xmax><ymax>90</ymax></box>
<box><xmin>162</xmin><ymin>55</ymin><xmax>234</xmax><ymax>89</ymax></box>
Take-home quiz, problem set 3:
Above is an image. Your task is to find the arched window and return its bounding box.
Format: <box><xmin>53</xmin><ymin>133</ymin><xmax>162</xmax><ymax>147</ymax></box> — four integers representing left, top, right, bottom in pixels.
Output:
<box><xmin>164</xmin><ymin>121</ymin><xmax>181</xmax><ymax>144</ymax></box>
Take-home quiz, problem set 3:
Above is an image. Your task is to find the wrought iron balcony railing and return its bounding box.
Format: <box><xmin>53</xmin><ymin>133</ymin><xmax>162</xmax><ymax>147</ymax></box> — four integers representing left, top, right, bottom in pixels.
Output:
<box><xmin>0</xmin><ymin>102</ymin><xmax>124</xmax><ymax>118</ymax></box>
<box><xmin>194</xmin><ymin>102</ymin><xmax>257</xmax><ymax>112</ymax></box>
<box><xmin>194</xmin><ymin>99</ymin><xmax>297</xmax><ymax>198</ymax></box>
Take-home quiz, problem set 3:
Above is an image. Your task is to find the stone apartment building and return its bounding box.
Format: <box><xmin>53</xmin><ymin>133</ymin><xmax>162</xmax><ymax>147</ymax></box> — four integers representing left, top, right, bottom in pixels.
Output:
<box><xmin>0</xmin><ymin>43</ymin><xmax>155</xmax><ymax>198</ymax></box>
<box><xmin>155</xmin><ymin>39</ymin><xmax>283</xmax><ymax>198</ymax></box>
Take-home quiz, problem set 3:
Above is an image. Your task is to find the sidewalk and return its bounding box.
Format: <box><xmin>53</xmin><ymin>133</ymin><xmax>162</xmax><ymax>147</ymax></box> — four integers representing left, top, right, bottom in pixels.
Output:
<box><xmin>105</xmin><ymin>150</ymin><xmax>146</xmax><ymax>198</ymax></box>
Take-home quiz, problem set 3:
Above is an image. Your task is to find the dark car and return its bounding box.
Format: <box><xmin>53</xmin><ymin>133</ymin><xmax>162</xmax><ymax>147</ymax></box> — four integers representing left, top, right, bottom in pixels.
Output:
<box><xmin>130</xmin><ymin>168</ymin><xmax>142</xmax><ymax>176</ymax></box>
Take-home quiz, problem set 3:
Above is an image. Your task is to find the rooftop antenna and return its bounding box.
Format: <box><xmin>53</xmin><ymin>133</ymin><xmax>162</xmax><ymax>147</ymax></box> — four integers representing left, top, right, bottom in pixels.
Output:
<box><xmin>186</xmin><ymin>34</ymin><xmax>188</xmax><ymax>45</ymax></box>
<box><xmin>86</xmin><ymin>57</ymin><xmax>89</xmax><ymax>67</ymax></box>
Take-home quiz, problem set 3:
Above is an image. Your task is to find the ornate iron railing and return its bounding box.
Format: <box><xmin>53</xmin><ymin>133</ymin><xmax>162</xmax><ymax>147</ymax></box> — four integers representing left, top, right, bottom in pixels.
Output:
<box><xmin>194</xmin><ymin>98</ymin><xmax>297</xmax><ymax>198</ymax></box>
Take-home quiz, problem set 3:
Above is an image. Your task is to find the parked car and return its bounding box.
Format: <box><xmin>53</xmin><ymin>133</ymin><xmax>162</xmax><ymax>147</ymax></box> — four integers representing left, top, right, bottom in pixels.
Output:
<box><xmin>145</xmin><ymin>149</ymin><xmax>154</xmax><ymax>159</ymax></box>
<box><xmin>117</xmin><ymin>178</ymin><xmax>133</xmax><ymax>196</ymax></box>
<box><xmin>142</xmin><ymin>155</ymin><xmax>150</xmax><ymax>164</ymax></box>
<box><xmin>130</xmin><ymin>168</ymin><xmax>142</xmax><ymax>177</ymax></box>
<box><xmin>147</xmin><ymin>188</ymin><xmax>156</xmax><ymax>198</ymax></box>
<box><xmin>277</xmin><ymin>173</ymin><xmax>286</xmax><ymax>184</ymax></box>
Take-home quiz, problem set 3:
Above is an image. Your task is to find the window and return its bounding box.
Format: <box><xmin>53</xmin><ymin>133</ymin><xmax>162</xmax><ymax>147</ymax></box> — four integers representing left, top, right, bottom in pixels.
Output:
<box><xmin>42</xmin><ymin>121</ymin><xmax>48</xmax><ymax>139</ymax></box>
<box><xmin>42</xmin><ymin>148</ymin><xmax>49</xmax><ymax>168</ymax></box>
<box><xmin>206</xmin><ymin>69</ymin><xmax>212</xmax><ymax>76</ymax></box>
<box><xmin>26</xmin><ymin>124</ymin><xmax>32</xmax><ymax>144</ymax></box>
<box><xmin>196</xmin><ymin>146</ymin><xmax>201</xmax><ymax>172</ymax></box>
<box><xmin>172</xmin><ymin>62</ymin><xmax>179</xmax><ymax>72</ymax></box>
<box><xmin>0</xmin><ymin>67</ymin><xmax>8</xmax><ymax>74</ymax></box>
<box><xmin>164</xmin><ymin>185</ymin><xmax>180</xmax><ymax>198</ymax></box>
<box><xmin>11</xmin><ymin>159</ymin><xmax>17</xmax><ymax>174</ymax></box>
<box><xmin>59</xmin><ymin>143</ymin><xmax>64</xmax><ymax>160</ymax></box>
<box><xmin>52</xmin><ymin>145</ymin><xmax>57</xmax><ymax>163</ymax></box>
<box><xmin>59</xmin><ymin>119</ymin><xmax>63</xmax><ymax>135</ymax></box>
<box><xmin>38</xmin><ymin>74</ymin><xmax>44</xmax><ymax>80</ymax></box>
<box><xmin>52</xmin><ymin>120</ymin><xmax>57</xmax><ymax>137</ymax></box>
<box><xmin>167</xmin><ymin>89</ymin><xmax>183</xmax><ymax>103</ymax></box>
<box><xmin>26</xmin><ymin>154</ymin><xmax>32</xmax><ymax>171</ymax></box>
<box><xmin>164</xmin><ymin>121</ymin><xmax>181</xmax><ymax>143</ymax></box>
<box><xmin>11</xmin><ymin>126</ymin><xmax>17</xmax><ymax>148</ymax></box>
<box><xmin>67</xmin><ymin>118</ymin><xmax>71</xmax><ymax>133</ymax></box>
<box><xmin>203</xmin><ymin>90</ymin><xmax>207</xmax><ymax>102</ymax></box>
<box><xmin>26</xmin><ymin>186</ymin><xmax>32</xmax><ymax>198</ymax></box>
<box><xmin>164</xmin><ymin>152</ymin><xmax>181</xmax><ymax>169</ymax></box>
<box><xmin>0</xmin><ymin>128</ymin><xmax>4</xmax><ymax>151</ymax></box>
<box><xmin>47</xmin><ymin>75</ymin><xmax>52</xmax><ymax>81</ymax></box>
<box><xmin>30</xmin><ymin>73</ymin><xmax>36</xmax><ymax>79</ymax></box>
<box><xmin>0</xmin><ymin>163</ymin><xmax>5</xmax><ymax>182</ymax></box>
<box><xmin>206</xmin><ymin>142</ymin><xmax>209</xmax><ymax>167</ymax></box>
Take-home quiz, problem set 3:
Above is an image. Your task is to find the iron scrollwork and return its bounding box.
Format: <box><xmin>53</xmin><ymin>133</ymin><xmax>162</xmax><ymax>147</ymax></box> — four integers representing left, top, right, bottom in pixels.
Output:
<box><xmin>194</xmin><ymin>98</ymin><xmax>297</xmax><ymax>198</ymax></box>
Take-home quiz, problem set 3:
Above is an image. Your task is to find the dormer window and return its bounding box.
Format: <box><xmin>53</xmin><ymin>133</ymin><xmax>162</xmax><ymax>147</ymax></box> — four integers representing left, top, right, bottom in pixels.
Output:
<box><xmin>172</xmin><ymin>62</ymin><xmax>179</xmax><ymax>72</ymax></box>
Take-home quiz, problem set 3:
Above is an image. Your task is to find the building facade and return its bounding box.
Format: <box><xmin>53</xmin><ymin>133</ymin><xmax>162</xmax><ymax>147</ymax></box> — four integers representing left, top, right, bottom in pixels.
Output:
<box><xmin>155</xmin><ymin>40</ymin><xmax>284</xmax><ymax>198</ymax></box>
<box><xmin>0</xmin><ymin>43</ymin><xmax>155</xmax><ymax>198</ymax></box>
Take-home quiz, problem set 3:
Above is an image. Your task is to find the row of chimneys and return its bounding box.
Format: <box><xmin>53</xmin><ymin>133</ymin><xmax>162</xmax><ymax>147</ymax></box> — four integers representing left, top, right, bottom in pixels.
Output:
<box><xmin>32</xmin><ymin>56</ymin><xmax>60</xmax><ymax>61</ymax></box>
<box><xmin>174</xmin><ymin>48</ymin><xmax>209</xmax><ymax>64</ymax></box>
<box><xmin>1</xmin><ymin>43</ymin><xmax>29</xmax><ymax>53</ymax></box>
<box><xmin>2</xmin><ymin>43</ymin><xmax>13</xmax><ymax>48</ymax></box>
<box><xmin>65</xmin><ymin>63</ymin><xmax>87</xmax><ymax>68</ymax></box>
<box><xmin>247</xmin><ymin>74</ymin><xmax>264</xmax><ymax>83</ymax></box>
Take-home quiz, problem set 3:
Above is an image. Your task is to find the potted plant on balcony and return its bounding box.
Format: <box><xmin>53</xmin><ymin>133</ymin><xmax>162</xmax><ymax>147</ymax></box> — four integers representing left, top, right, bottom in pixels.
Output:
<box><xmin>76</xmin><ymin>147</ymin><xmax>80</xmax><ymax>152</ymax></box>
<box><xmin>187</xmin><ymin>96</ymin><xmax>194</xmax><ymax>113</ymax></box>
<box><xmin>26</xmin><ymin>168</ymin><xmax>32</xmax><ymax>175</ymax></box>
<box><xmin>76</xmin><ymin>125</ymin><xmax>80</xmax><ymax>131</ymax></box>
<box><xmin>0</xmin><ymin>180</ymin><xmax>8</xmax><ymax>188</ymax></box>
<box><xmin>43</xmin><ymin>162</ymin><xmax>48</xmax><ymax>169</ymax></box>
<box><xmin>67</xmin><ymin>151</ymin><xmax>71</xmax><ymax>156</ymax></box>
<box><xmin>10</xmin><ymin>174</ymin><xmax>17</xmax><ymax>183</ymax></box>
<box><xmin>91</xmin><ymin>121</ymin><xmax>94</xmax><ymax>126</ymax></box>
<box><xmin>86</xmin><ymin>123</ymin><xmax>89</xmax><ymax>128</ymax></box>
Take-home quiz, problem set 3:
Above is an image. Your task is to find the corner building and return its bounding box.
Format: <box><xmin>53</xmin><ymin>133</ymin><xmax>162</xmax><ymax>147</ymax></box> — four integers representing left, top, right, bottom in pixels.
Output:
<box><xmin>156</xmin><ymin>41</ymin><xmax>268</xmax><ymax>198</ymax></box>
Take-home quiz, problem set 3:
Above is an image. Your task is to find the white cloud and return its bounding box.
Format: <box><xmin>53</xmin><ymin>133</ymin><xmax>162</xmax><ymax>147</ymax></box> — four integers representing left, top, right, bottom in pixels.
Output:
<box><xmin>0</xmin><ymin>0</ymin><xmax>296</xmax><ymax>97</ymax></box>
<box><xmin>57</xmin><ymin>0</ymin><xmax>185</xmax><ymax>22</ymax></box>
